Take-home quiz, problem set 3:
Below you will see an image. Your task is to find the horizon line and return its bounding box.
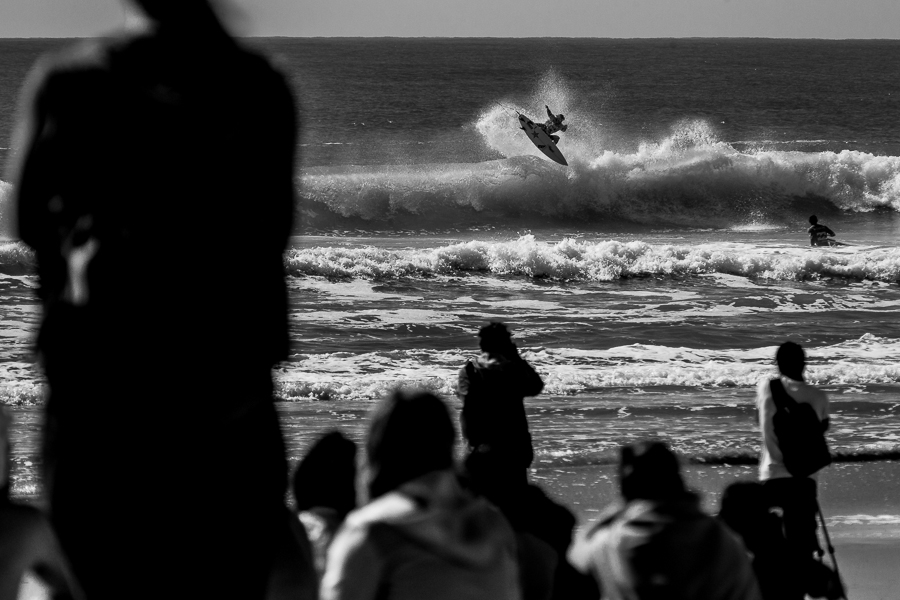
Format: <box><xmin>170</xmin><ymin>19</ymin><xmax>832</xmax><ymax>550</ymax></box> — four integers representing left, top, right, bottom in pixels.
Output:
<box><xmin>2</xmin><ymin>34</ymin><xmax>900</xmax><ymax>41</ymax></box>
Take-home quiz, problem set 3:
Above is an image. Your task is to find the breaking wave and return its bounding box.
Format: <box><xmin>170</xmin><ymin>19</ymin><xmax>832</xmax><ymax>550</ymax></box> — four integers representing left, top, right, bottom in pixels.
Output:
<box><xmin>299</xmin><ymin>115</ymin><xmax>900</xmax><ymax>231</ymax></box>
<box><xmin>286</xmin><ymin>235</ymin><xmax>900</xmax><ymax>282</ymax></box>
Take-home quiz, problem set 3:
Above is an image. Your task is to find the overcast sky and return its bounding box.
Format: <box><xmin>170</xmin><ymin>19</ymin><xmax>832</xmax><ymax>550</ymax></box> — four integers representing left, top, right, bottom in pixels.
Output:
<box><xmin>2</xmin><ymin>0</ymin><xmax>899</xmax><ymax>38</ymax></box>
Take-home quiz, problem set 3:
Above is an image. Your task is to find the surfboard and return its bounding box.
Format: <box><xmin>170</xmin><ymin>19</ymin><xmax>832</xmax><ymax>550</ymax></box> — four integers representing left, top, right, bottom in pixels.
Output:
<box><xmin>518</xmin><ymin>113</ymin><xmax>568</xmax><ymax>166</ymax></box>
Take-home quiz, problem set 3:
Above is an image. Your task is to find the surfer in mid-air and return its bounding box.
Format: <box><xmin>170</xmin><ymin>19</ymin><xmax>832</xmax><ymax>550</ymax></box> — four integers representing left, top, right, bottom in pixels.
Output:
<box><xmin>808</xmin><ymin>215</ymin><xmax>837</xmax><ymax>246</ymax></box>
<box><xmin>539</xmin><ymin>105</ymin><xmax>567</xmax><ymax>144</ymax></box>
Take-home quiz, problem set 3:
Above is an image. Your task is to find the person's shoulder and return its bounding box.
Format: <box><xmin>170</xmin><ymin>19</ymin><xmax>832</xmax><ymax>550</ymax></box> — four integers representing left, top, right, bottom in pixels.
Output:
<box><xmin>231</xmin><ymin>42</ymin><xmax>292</xmax><ymax>87</ymax></box>
<box><xmin>24</xmin><ymin>37</ymin><xmax>113</xmax><ymax>95</ymax></box>
<box><xmin>0</xmin><ymin>503</ymin><xmax>55</xmax><ymax>546</ymax></box>
<box><xmin>755</xmin><ymin>377</ymin><xmax>774</xmax><ymax>402</ymax></box>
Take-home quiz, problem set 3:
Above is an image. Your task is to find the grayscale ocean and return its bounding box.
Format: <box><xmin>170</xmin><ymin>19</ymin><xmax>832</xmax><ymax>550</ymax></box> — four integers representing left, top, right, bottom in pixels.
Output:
<box><xmin>0</xmin><ymin>38</ymin><xmax>899</xmax><ymax>536</ymax></box>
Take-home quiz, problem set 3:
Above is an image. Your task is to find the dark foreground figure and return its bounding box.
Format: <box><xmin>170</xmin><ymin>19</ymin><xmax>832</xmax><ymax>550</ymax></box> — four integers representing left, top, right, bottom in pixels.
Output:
<box><xmin>9</xmin><ymin>1</ymin><xmax>301</xmax><ymax>598</ymax></box>
<box><xmin>458</xmin><ymin>321</ymin><xmax>544</xmax><ymax>479</ymax></box>
<box><xmin>0</xmin><ymin>408</ymin><xmax>82</xmax><ymax>600</ymax></box>
<box><xmin>321</xmin><ymin>389</ymin><xmax>521</xmax><ymax>600</ymax></box>
<box><xmin>570</xmin><ymin>441</ymin><xmax>761</xmax><ymax>600</ymax></box>
<box><xmin>293</xmin><ymin>431</ymin><xmax>358</xmax><ymax>579</ymax></box>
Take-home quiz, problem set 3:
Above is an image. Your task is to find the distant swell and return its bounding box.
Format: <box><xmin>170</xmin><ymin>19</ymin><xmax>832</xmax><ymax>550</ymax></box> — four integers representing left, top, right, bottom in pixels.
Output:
<box><xmin>298</xmin><ymin>115</ymin><xmax>900</xmax><ymax>231</ymax></box>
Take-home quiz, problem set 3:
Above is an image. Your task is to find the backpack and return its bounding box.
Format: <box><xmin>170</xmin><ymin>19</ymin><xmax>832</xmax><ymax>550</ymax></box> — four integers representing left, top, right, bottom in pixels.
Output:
<box><xmin>770</xmin><ymin>379</ymin><xmax>832</xmax><ymax>478</ymax></box>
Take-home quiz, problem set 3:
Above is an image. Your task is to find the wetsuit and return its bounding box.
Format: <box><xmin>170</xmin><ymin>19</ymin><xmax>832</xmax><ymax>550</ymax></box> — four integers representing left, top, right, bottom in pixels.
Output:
<box><xmin>540</xmin><ymin>106</ymin><xmax>567</xmax><ymax>144</ymax></box>
<box><xmin>808</xmin><ymin>224</ymin><xmax>835</xmax><ymax>246</ymax></box>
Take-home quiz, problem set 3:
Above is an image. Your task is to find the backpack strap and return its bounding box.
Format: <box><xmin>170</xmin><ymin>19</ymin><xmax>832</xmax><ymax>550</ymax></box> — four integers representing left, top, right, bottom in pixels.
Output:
<box><xmin>770</xmin><ymin>378</ymin><xmax>798</xmax><ymax>411</ymax></box>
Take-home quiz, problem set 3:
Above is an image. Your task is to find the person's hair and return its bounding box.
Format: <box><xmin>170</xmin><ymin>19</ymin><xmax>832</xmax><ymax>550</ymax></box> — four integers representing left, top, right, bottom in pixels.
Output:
<box><xmin>292</xmin><ymin>431</ymin><xmax>358</xmax><ymax>519</ymax></box>
<box><xmin>809</xmin><ymin>215</ymin><xmax>818</xmax><ymax>225</ymax></box>
<box><xmin>618</xmin><ymin>441</ymin><xmax>686</xmax><ymax>502</ymax></box>
<box><xmin>131</xmin><ymin>0</ymin><xmax>225</xmax><ymax>33</ymax></box>
<box><xmin>366</xmin><ymin>389</ymin><xmax>456</xmax><ymax>499</ymax></box>
<box><xmin>478</xmin><ymin>321</ymin><xmax>515</xmax><ymax>355</ymax></box>
<box><xmin>776</xmin><ymin>341</ymin><xmax>805</xmax><ymax>380</ymax></box>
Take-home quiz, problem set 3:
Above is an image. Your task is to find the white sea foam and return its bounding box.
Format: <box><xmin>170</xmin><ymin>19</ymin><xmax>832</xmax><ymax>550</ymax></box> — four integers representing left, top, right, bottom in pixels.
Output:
<box><xmin>263</xmin><ymin>334</ymin><xmax>900</xmax><ymax>403</ymax></box>
<box><xmin>286</xmin><ymin>235</ymin><xmax>900</xmax><ymax>282</ymax></box>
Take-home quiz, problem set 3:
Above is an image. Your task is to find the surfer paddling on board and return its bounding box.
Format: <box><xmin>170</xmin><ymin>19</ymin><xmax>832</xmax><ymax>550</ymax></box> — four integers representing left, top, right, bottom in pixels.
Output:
<box><xmin>808</xmin><ymin>215</ymin><xmax>837</xmax><ymax>247</ymax></box>
<box><xmin>539</xmin><ymin>105</ymin><xmax>567</xmax><ymax>144</ymax></box>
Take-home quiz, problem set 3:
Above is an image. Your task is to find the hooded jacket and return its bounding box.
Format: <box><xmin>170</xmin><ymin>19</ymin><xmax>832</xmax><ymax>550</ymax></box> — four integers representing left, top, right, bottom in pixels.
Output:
<box><xmin>320</xmin><ymin>469</ymin><xmax>521</xmax><ymax>600</ymax></box>
<box><xmin>570</xmin><ymin>496</ymin><xmax>762</xmax><ymax>600</ymax></box>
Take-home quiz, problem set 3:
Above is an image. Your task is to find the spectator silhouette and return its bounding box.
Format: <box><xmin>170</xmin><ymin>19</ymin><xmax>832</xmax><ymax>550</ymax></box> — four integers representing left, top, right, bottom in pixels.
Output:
<box><xmin>719</xmin><ymin>482</ymin><xmax>793</xmax><ymax>600</ymax></box>
<box><xmin>457</xmin><ymin>321</ymin><xmax>544</xmax><ymax>481</ymax></box>
<box><xmin>462</xmin><ymin>463</ymin><xmax>599</xmax><ymax>600</ymax></box>
<box><xmin>320</xmin><ymin>389</ymin><xmax>521</xmax><ymax>600</ymax></box>
<box><xmin>0</xmin><ymin>408</ymin><xmax>83</xmax><ymax>600</ymax></box>
<box><xmin>293</xmin><ymin>431</ymin><xmax>358</xmax><ymax>579</ymax></box>
<box><xmin>570</xmin><ymin>441</ymin><xmax>761</xmax><ymax>600</ymax></box>
<box><xmin>756</xmin><ymin>342</ymin><xmax>830</xmax><ymax>599</ymax></box>
<box><xmin>7</xmin><ymin>1</ymin><xmax>300</xmax><ymax>598</ymax></box>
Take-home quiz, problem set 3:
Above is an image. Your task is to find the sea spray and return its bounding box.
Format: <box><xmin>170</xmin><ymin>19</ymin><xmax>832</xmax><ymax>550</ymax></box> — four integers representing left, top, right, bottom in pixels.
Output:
<box><xmin>299</xmin><ymin>134</ymin><xmax>900</xmax><ymax>230</ymax></box>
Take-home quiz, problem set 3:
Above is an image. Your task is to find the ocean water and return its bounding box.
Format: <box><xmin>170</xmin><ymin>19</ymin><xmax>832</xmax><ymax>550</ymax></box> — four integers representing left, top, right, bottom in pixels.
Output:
<box><xmin>1</xmin><ymin>39</ymin><xmax>899</xmax><ymax>529</ymax></box>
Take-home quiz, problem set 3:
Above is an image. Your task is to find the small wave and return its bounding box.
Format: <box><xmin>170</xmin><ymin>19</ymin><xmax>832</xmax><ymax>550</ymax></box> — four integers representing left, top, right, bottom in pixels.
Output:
<box><xmin>691</xmin><ymin>449</ymin><xmax>900</xmax><ymax>466</ymax></box>
<box><xmin>828</xmin><ymin>515</ymin><xmax>900</xmax><ymax>526</ymax></box>
<box><xmin>263</xmin><ymin>335</ymin><xmax>900</xmax><ymax>403</ymax></box>
<box><xmin>286</xmin><ymin>235</ymin><xmax>900</xmax><ymax>282</ymax></box>
<box><xmin>0</xmin><ymin>242</ymin><xmax>36</xmax><ymax>275</ymax></box>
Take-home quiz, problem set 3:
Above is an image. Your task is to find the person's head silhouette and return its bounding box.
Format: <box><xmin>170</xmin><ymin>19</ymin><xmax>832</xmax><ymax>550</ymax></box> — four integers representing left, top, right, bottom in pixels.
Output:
<box><xmin>366</xmin><ymin>389</ymin><xmax>456</xmax><ymax>500</ymax></box>
<box><xmin>776</xmin><ymin>341</ymin><xmax>805</xmax><ymax>381</ymax></box>
<box><xmin>618</xmin><ymin>441</ymin><xmax>686</xmax><ymax>503</ymax></box>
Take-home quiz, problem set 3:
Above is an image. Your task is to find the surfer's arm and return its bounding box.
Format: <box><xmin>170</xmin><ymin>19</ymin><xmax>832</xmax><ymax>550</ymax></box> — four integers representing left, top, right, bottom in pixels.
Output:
<box><xmin>546</xmin><ymin>105</ymin><xmax>554</xmax><ymax>119</ymax></box>
<box><xmin>824</xmin><ymin>225</ymin><xmax>835</xmax><ymax>236</ymax></box>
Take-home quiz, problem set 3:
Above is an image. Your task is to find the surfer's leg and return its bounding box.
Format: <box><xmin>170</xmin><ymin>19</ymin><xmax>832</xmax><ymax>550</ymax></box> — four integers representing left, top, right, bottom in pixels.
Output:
<box><xmin>550</xmin><ymin>135</ymin><xmax>560</xmax><ymax>144</ymax></box>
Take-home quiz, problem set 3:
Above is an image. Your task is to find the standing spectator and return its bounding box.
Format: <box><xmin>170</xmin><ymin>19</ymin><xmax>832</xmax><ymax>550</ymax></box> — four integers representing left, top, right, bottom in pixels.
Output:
<box><xmin>321</xmin><ymin>389</ymin><xmax>521</xmax><ymax>600</ymax></box>
<box><xmin>569</xmin><ymin>441</ymin><xmax>761</xmax><ymax>600</ymax></box>
<box><xmin>757</xmin><ymin>341</ymin><xmax>830</xmax><ymax>599</ymax></box>
<box><xmin>457</xmin><ymin>321</ymin><xmax>544</xmax><ymax>479</ymax></box>
<box><xmin>7</xmin><ymin>1</ymin><xmax>300</xmax><ymax>598</ymax></box>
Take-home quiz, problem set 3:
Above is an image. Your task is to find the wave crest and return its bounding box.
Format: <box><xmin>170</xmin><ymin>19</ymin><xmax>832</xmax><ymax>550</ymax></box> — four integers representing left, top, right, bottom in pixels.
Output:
<box><xmin>300</xmin><ymin>114</ymin><xmax>900</xmax><ymax>231</ymax></box>
<box><xmin>286</xmin><ymin>235</ymin><xmax>900</xmax><ymax>282</ymax></box>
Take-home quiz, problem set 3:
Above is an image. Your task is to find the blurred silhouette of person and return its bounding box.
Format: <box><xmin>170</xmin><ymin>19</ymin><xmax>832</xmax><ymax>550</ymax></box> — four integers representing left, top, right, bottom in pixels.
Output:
<box><xmin>293</xmin><ymin>431</ymin><xmax>358</xmax><ymax>579</ymax></box>
<box><xmin>462</xmin><ymin>459</ymin><xmax>599</xmax><ymax>600</ymax></box>
<box><xmin>719</xmin><ymin>481</ymin><xmax>794</xmax><ymax>600</ymax></box>
<box><xmin>320</xmin><ymin>389</ymin><xmax>521</xmax><ymax>600</ymax></box>
<box><xmin>756</xmin><ymin>341</ymin><xmax>830</xmax><ymax>600</ymax></box>
<box><xmin>7</xmin><ymin>1</ymin><xmax>300</xmax><ymax>598</ymax></box>
<box><xmin>569</xmin><ymin>441</ymin><xmax>761</xmax><ymax>600</ymax></box>
<box><xmin>457</xmin><ymin>321</ymin><xmax>543</xmax><ymax>480</ymax></box>
<box><xmin>457</xmin><ymin>322</ymin><xmax>562</xmax><ymax>598</ymax></box>
<box><xmin>0</xmin><ymin>407</ymin><xmax>83</xmax><ymax>600</ymax></box>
